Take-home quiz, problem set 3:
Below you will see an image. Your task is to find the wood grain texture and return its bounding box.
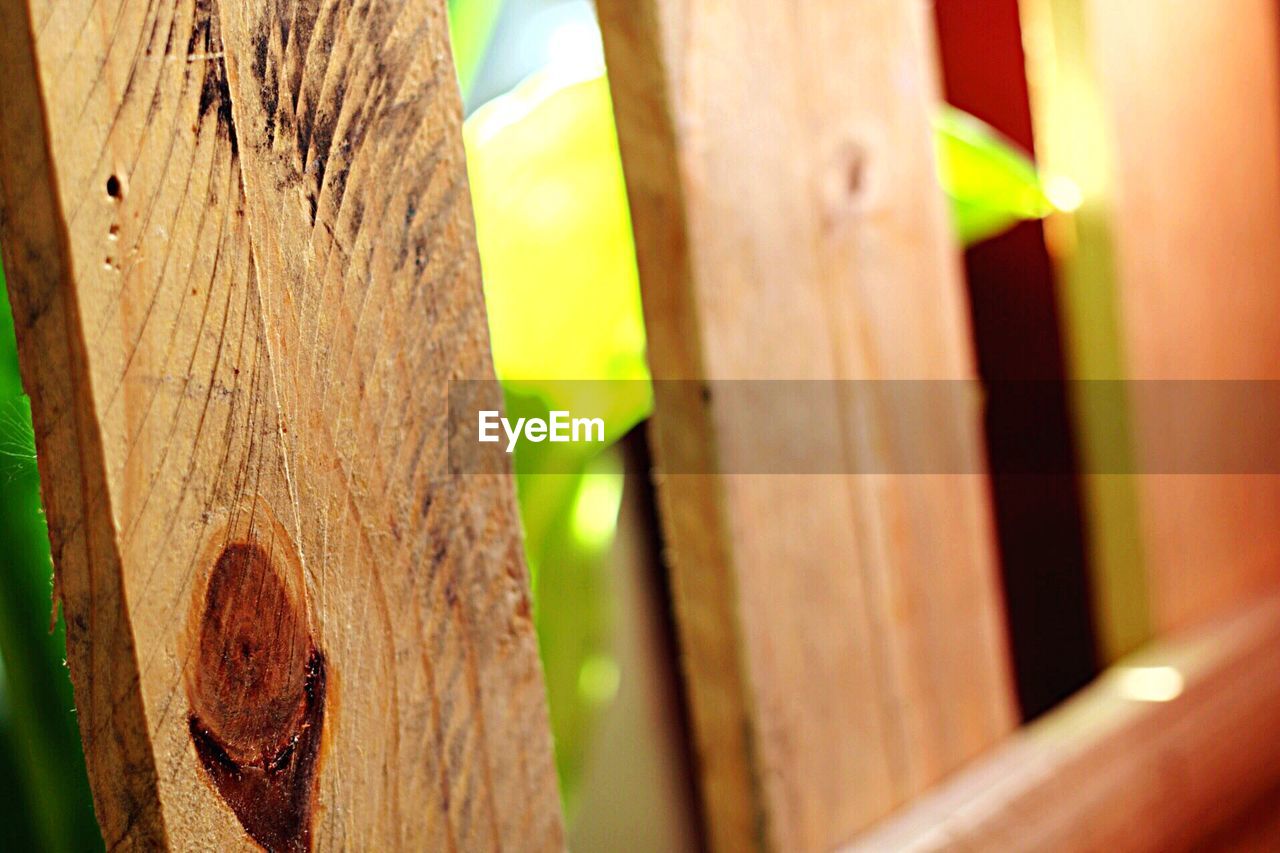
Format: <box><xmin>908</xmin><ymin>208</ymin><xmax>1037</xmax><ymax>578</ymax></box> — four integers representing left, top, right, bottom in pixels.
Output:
<box><xmin>0</xmin><ymin>0</ymin><xmax>562</xmax><ymax>847</ymax></box>
<box><xmin>845</xmin><ymin>593</ymin><xmax>1280</xmax><ymax>853</ymax></box>
<box><xmin>597</xmin><ymin>2</ymin><xmax>1016</xmax><ymax>850</ymax></box>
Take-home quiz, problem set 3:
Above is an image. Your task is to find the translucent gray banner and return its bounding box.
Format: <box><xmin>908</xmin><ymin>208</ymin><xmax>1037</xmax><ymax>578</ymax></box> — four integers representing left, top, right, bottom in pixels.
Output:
<box><xmin>448</xmin><ymin>380</ymin><xmax>1280</xmax><ymax>474</ymax></box>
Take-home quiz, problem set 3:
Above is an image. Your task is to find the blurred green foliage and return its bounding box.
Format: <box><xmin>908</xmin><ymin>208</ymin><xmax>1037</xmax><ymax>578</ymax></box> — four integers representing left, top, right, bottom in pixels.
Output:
<box><xmin>0</xmin><ymin>264</ymin><xmax>101</xmax><ymax>851</ymax></box>
<box><xmin>0</xmin><ymin>2</ymin><xmax>1055</xmax><ymax>845</ymax></box>
<box><xmin>936</xmin><ymin>104</ymin><xmax>1055</xmax><ymax>244</ymax></box>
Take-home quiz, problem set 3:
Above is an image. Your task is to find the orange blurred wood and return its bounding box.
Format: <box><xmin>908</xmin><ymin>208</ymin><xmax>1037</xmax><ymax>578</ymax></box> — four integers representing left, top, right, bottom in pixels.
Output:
<box><xmin>1084</xmin><ymin>0</ymin><xmax>1280</xmax><ymax>632</ymax></box>
<box><xmin>1027</xmin><ymin>0</ymin><xmax>1280</xmax><ymax>647</ymax></box>
<box><xmin>846</xmin><ymin>594</ymin><xmax>1280</xmax><ymax>852</ymax></box>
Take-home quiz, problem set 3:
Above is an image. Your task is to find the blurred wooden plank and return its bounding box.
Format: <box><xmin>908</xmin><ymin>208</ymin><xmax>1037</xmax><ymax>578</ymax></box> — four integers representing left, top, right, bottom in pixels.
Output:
<box><xmin>846</xmin><ymin>593</ymin><xmax>1280</xmax><ymax>852</ymax></box>
<box><xmin>1084</xmin><ymin>0</ymin><xmax>1280</xmax><ymax>633</ymax></box>
<box><xmin>1024</xmin><ymin>0</ymin><xmax>1280</xmax><ymax>647</ymax></box>
<box><xmin>0</xmin><ymin>0</ymin><xmax>561</xmax><ymax>848</ymax></box>
<box><xmin>1019</xmin><ymin>0</ymin><xmax>1152</xmax><ymax>661</ymax></box>
<box><xmin>597</xmin><ymin>2</ymin><xmax>1016</xmax><ymax>850</ymax></box>
<box><xmin>1197</xmin><ymin>784</ymin><xmax>1280</xmax><ymax>852</ymax></box>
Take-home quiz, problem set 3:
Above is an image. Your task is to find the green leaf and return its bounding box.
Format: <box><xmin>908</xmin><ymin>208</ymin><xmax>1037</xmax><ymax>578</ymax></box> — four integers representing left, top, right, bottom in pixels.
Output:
<box><xmin>447</xmin><ymin>0</ymin><xmax>505</xmax><ymax>100</ymax></box>
<box><xmin>466</xmin><ymin>68</ymin><xmax>652</xmax><ymax>438</ymax></box>
<box><xmin>934</xmin><ymin>104</ymin><xmax>1054</xmax><ymax>245</ymax></box>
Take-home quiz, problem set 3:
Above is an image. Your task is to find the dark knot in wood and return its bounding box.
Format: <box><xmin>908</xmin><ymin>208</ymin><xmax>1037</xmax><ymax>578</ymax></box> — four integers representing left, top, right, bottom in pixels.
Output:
<box><xmin>188</xmin><ymin>542</ymin><xmax>325</xmax><ymax>852</ymax></box>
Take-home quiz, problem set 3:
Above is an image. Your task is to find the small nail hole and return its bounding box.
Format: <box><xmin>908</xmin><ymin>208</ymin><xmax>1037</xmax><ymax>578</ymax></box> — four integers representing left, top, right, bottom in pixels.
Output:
<box><xmin>845</xmin><ymin>153</ymin><xmax>866</xmax><ymax>197</ymax></box>
<box><xmin>822</xmin><ymin>132</ymin><xmax>880</xmax><ymax>225</ymax></box>
<box><xmin>106</xmin><ymin>175</ymin><xmax>122</xmax><ymax>199</ymax></box>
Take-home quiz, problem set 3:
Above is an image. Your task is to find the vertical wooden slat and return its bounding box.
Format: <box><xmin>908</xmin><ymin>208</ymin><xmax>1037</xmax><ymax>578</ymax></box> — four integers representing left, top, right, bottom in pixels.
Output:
<box><xmin>1019</xmin><ymin>0</ymin><xmax>1153</xmax><ymax>662</ymax></box>
<box><xmin>1025</xmin><ymin>0</ymin><xmax>1280</xmax><ymax>639</ymax></box>
<box><xmin>1089</xmin><ymin>0</ymin><xmax>1280</xmax><ymax>632</ymax></box>
<box><xmin>0</xmin><ymin>0</ymin><xmax>562</xmax><ymax>848</ymax></box>
<box><xmin>597</xmin><ymin>2</ymin><xmax>1016</xmax><ymax>850</ymax></box>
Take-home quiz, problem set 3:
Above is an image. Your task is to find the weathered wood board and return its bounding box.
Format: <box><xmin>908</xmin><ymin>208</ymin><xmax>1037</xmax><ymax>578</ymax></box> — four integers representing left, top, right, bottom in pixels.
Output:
<box><xmin>0</xmin><ymin>0</ymin><xmax>562</xmax><ymax>847</ymax></box>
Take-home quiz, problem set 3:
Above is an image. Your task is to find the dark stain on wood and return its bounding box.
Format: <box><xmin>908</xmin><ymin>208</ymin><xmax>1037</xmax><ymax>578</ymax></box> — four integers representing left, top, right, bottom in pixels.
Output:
<box><xmin>190</xmin><ymin>0</ymin><xmax>239</xmax><ymax>155</ymax></box>
<box><xmin>187</xmin><ymin>542</ymin><xmax>325</xmax><ymax>852</ymax></box>
<box><xmin>242</xmin><ymin>0</ymin><xmax>433</xmax><ymax>234</ymax></box>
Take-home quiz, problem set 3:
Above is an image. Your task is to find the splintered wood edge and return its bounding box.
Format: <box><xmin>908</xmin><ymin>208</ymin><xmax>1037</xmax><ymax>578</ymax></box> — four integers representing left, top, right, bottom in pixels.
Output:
<box><xmin>843</xmin><ymin>594</ymin><xmax>1280</xmax><ymax>852</ymax></box>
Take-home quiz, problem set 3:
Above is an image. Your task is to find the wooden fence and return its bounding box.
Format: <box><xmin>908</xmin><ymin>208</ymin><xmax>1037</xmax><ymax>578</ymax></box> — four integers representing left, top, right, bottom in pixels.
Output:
<box><xmin>1</xmin><ymin>0</ymin><xmax>1279</xmax><ymax>849</ymax></box>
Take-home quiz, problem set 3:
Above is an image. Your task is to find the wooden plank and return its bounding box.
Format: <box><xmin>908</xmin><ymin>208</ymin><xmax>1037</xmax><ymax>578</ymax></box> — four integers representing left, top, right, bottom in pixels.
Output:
<box><xmin>845</xmin><ymin>593</ymin><xmax>1280</xmax><ymax>852</ymax></box>
<box><xmin>1084</xmin><ymin>0</ymin><xmax>1280</xmax><ymax>633</ymax></box>
<box><xmin>596</xmin><ymin>2</ymin><xmax>1016</xmax><ymax>850</ymax></box>
<box><xmin>1198</xmin><ymin>784</ymin><xmax>1280</xmax><ymax>852</ymax></box>
<box><xmin>1023</xmin><ymin>0</ymin><xmax>1280</xmax><ymax>643</ymax></box>
<box><xmin>1018</xmin><ymin>0</ymin><xmax>1151</xmax><ymax>661</ymax></box>
<box><xmin>0</xmin><ymin>0</ymin><xmax>562</xmax><ymax>848</ymax></box>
